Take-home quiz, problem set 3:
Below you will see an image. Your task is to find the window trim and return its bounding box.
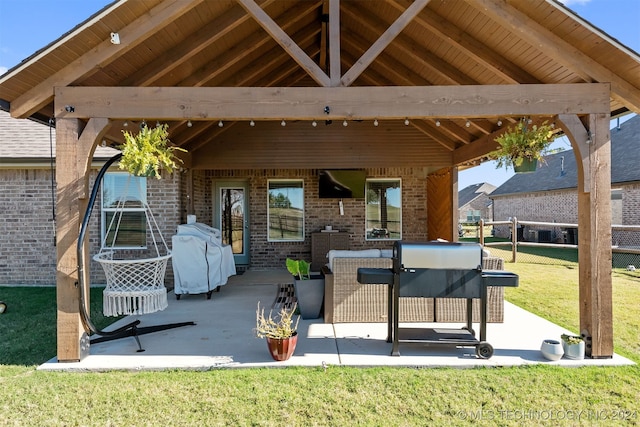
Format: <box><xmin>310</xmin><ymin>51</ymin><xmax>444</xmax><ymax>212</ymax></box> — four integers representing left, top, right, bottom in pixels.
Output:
<box><xmin>267</xmin><ymin>179</ymin><xmax>305</xmax><ymax>242</ymax></box>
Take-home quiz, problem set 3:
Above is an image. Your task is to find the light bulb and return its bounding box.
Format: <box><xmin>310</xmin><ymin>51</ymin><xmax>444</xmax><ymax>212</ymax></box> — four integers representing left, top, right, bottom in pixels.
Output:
<box><xmin>343</xmin><ymin>120</ymin><xmax>348</xmax><ymax>127</ymax></box>
<box><xmin>497</xmin><ymin>120</ymin><xmax>502</xmax><ymax>127</ymax></box>
<box><xmin>404</xmin><ymin>118</ymin><xmax>410</xmax><ymax>126</ymax></box>
<box><xmin>187</xmin><ymin>120</ymin><xmax>193</xmax><ymax>128</ymax></box>
<box><xmin>312</xmin><ymin>121</ymin><xmax>317</xmax><ymax>127</ymax></box>
<box><xmin>465</xmin><ymin>120</ymin><xmax>471</xmax><ymax>128</ymax></box>
<box><xmin>281</xmin><ymin>120</ymin><xmax>286</xmax><ymax>127</ymax></box>
<box><xmin>435</xmin><ymin>120</ymin><xmax>440</xmax><ymax>127</ymax></box>
<box><xmin>123</xmin><ymin>121</ymin><xmax>128</xmax><ymax>127</ymax></box>
<box><xmin>250</xmin><ymin>120</ymin><xmax>255</xmax><ymax>127</ymax></box>
<box><xmin>218</xmin><ymin>120</ymin><xmax>223</xmax><ymax>127</ymax></box>
<box><xmin>373</xmin><ymin>119</ymin><xmax>378</xmax><ymax>127</ymax></box>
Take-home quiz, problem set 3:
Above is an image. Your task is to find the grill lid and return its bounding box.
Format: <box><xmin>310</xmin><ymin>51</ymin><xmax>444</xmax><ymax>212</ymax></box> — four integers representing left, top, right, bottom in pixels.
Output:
<box><xmin>394</xmin><ymin>241</ymin><xmax>482</xmax><ymax>270</ymax></box>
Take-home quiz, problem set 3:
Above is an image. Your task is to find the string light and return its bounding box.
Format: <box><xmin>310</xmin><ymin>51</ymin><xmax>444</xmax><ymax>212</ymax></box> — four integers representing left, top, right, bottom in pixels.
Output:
<box><xmin>250</xmin><ymin>120</ymin><xmax>255</xmax><ymax>127</ymax></box>
<box><xmin>435</xmin><ymin>120</ymin><xmax>441</xmax><ymax>127</ymax></box>
<box><xmin>281</xmin><ymin>120</ymin><xmax>286</xmax><ymax>127</ymax></box>
<box><xmin>343</xmin><ymin>120</ymin><xmax>348</xmax><ymax>127</ymax></box>
<box><xmin>312</xmin><ymin>120</ymin><xmax>317</xmax><ymax>127</ymax></box>
<box><xmin>218</xmin><ymin>120</ymin><xmax>224</xmax><ymax>127</ymax></box>
<box><xmin>497</xmin><ymin>119</ymin><xmax>502</xmax><ymax>127</ymax></box>
<box><xmin>373</xmin><ymin>119</ymin><xmax>378</xmax><ymax>127</ymax></box>
<box><xmin>404</xmin><ymin>118</ymin><xmax>409</xmax><ymax>126</ymax></box>
<box><xmin>187</xmin><ymin>120</ymin><xmax>193</xmax><ymax>127</ymax></box>
<box><xmin>465</xmin><ymin>120</ymin><xmax>471</xmax><ymax>128</ymax></box>
<box><xmin>123</xmin><ymin>121</ymin><xmax>128</xmax><ymax>127</ymax></box>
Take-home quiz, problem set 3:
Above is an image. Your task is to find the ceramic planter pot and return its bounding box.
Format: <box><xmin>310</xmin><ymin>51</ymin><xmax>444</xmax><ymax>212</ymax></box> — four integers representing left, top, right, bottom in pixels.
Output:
<box><xmin>266</xmin><ymin>332</ymin><xmax>298</xmax><ymax>361</ymax></box>
<box><xmin>562</xmin><ymin>339</ymin><xmax>585</xmax><ymax>360</ymax></box>
<box><xmin>514</xmin><ymin>158</ymin><xmax>538</xmax><ymax>173</ymax></box>
<box><xmin>540</xmin><ymin>339</ymin><xmax>564</xmax><ymax>361</ymax></box>
<box><xmin>293</xmin><ymin>275</ymin><xmax>325</xmax><ymax>319</ymax></box>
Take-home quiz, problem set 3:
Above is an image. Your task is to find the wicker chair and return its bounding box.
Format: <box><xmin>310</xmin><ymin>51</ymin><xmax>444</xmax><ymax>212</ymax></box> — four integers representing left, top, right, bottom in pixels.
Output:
<box><xmin>324</xmin><ymin>257</ymin><xmax>434</xmax><ymax>323</ymax></box>
<box><xmin>323</xmin><ymin>255</ymin><xmax>505</xmax><ymax>324</ymax></box>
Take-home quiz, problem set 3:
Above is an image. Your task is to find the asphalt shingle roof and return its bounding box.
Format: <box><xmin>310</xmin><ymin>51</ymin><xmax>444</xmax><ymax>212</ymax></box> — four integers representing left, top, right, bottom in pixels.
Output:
<box><xmin>458</xmin><ymin>182</ymin><xmax>496</xmax><ymax>206</ymax></box>
<box><xmin>491</xmin><ymin>115</ymin><xmax>640</xmax><ymax>196</ymax></box>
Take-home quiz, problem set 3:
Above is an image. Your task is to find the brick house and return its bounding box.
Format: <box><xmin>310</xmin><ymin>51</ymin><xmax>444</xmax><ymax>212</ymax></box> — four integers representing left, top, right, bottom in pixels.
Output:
<box><xmin>2</xmin><ymin>0</ymin><xmax>638</xmax><ymax>360</ymax></box>
<box><xmin>458</xmin><ymin>182</ymin><xmax>496</xmax><ymax>224</ymax></box>
<box><xmin>491</xmin><ymin>115</ymin><xmax>640</xmax><ymax>241</ymax></box>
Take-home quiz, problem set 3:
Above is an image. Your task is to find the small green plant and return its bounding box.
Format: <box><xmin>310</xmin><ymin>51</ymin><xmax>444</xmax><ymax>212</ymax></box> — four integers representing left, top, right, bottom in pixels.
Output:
<box><xmin>561</xmin><ymin>333</ymin><xmax>583</xmax><ymax>345</ymax></box>
<box><xmin>286</xmin><ymin>258</ymin><xmax>311</xmax><ymax>280</ymax></box>
<box><xmin>119</xmin><ymin>123</ymin><xmax>186</xmax><ymax>179</ymax></box>
<box><xmin>490</xmin><ymin>119</ymin><xmax>556</xmax><ymax>170</ymax></box>
<box><xmin>255</xmin><ymin>301</ymin><xmax>300</xmax><ymax>340</ymax></box>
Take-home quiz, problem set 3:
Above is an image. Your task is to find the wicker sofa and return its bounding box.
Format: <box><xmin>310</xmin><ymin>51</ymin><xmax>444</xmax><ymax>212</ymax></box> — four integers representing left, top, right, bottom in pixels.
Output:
<box><xmin>322</xmin><ymin>251</ymin><xmax>505</xmax><ymax>323</ymax></box>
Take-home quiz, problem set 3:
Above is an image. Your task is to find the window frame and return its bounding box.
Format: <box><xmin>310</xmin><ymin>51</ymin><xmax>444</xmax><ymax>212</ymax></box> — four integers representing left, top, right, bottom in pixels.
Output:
<box><xmin>365</xmin><ymin>178</ymin><xmax>402</xmax><ymax>241</ymax></box>
<box><xmin>101</xmin><ymin>172</ymin><xmax>148</xmax><ymax>249</ymax></box>
<box><xmin>267</xmin><ymin>179</ymin><xmax>305</xmax><ymax>242</ymax></box>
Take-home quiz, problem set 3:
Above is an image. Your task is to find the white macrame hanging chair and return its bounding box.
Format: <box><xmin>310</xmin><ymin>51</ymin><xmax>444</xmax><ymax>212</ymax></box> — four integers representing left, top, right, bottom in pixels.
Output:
<box><xmin>93</xmin><ymin>176</ymin><xmax>171</xmax><ymax>317</ymax></box>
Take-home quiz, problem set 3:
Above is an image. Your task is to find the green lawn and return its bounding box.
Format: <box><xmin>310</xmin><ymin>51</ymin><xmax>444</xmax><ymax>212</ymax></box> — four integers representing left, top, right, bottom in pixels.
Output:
<box><xmin>1</xmin><ymin>266</ymin><xmax>639</xmax><ymax>426</ymax></box>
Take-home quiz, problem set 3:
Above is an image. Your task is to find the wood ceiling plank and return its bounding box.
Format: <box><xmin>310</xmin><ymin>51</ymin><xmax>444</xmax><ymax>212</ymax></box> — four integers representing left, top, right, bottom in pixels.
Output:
<box><xmin>386</xmin><ymin>0</ymin><xmax>540</xmax><ymax>84</ymax></box>
<box><xmin>236</xmin><ymin>0</ymin><xmax>330</xmax><ymax>87</ymax></box>
<box><xmin>341</xmin><ymin>0</ymin><xmax>431</xmax><ymax>87</ymax></box>
<box><xmin>470</xmin><ymin>0</ymin><xmax>640</xmax><ymax>112</ymax></box>
<box><xmin>10</xmin><ymin>0</ymin><xmax>205</xmax><ymax>118</ymax></box>
<box><xmin>54</xmin><ymin>84</ymin><xmax>611</xmax><ymax>121</ymax></box>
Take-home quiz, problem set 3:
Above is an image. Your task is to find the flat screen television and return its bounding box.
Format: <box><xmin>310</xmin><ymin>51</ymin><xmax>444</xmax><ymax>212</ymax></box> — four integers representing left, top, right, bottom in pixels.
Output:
<box><xmin>318</xmin><ymin>170</ymin><xmax>366</xmax><ymax>198</ymax></box>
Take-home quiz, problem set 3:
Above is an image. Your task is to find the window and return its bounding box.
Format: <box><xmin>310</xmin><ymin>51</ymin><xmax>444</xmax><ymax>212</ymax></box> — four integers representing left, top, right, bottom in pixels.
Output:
<box><xmin>366</xmin><ymin>179</ymin><xmax>401</xmax><ymax>240</ymax></box>
<box><xmin>467</xmin><ymin>210</ymin><xmax>481</xmax><ymax>222</ymax></box>
<box><xmin>101</xmin><ymin>172</ymin><xmax>147</xmax><ymax>248</ymax></box>
<box><xmin>268</xmin><ymin>180</ymin><xmax>304</xmax><ymax>242</ymax></box>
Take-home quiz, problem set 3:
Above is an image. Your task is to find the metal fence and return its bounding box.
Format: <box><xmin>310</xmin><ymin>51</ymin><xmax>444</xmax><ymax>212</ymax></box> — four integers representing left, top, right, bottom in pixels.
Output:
<box><xmin>460</xmin><ymin>218</ymin><xmax>640</xmax><ymax>269</ymax></box>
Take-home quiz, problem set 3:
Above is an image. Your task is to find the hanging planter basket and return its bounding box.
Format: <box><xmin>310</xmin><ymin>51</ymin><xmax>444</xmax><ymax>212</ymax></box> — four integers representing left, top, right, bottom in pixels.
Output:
<box><xmin>513</xmin><ymin>158</ymin><xmax>538</xmax><ymax>173</ymax></box>
<box><xmin>119</xmin><ymin>123</ymin><xmax>186</xmax><ymax>179</ymax></box>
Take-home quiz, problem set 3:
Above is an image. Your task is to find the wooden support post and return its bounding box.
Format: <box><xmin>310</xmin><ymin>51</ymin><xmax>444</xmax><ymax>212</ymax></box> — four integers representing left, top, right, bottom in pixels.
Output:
<box><xmin>427</xmin><ymin>167</ymin><xmax>456</xmax><ymax>241</ymax></box>
<box><xmin>55</xmin><ymin>117</ymin><xmax>110</xmax><ymax>362</ymax></box>
<box><xmin>558</xmin><ymin>113</ymin><xmax>613</xmax><ymax>358</ymax></box>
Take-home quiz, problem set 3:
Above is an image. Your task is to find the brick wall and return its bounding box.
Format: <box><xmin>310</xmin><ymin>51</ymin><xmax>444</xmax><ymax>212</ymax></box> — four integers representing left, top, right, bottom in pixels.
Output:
<box><xmin>203</xmin><ymin>168</ymin><xmax>428</xmax><ymax>269</ymax></box>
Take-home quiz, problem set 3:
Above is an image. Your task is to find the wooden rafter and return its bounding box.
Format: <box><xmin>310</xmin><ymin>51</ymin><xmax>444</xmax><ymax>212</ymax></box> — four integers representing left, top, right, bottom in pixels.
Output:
<box><xmin>472</xmin><ymin>0</ymin><xmax>640</xmax><ymax>111</ymax></box>
<box><xmin>10</xmin><ymin>0</ymin><xmax>205</xmax><ymax>118</ymax></box>
<box><xmin>341</xmin><ymin>0</ymin><xmax>431</xmax><ymax>87</ymax></box>
<box><xmin>329</xmin><ymin>0</ymin><xmax>341</xmax><ymax>85</ymax></box>
<box><xmin>236</xmin><ymin>0</ymin><xmax>330</xmax><ymax>87</ymax></box>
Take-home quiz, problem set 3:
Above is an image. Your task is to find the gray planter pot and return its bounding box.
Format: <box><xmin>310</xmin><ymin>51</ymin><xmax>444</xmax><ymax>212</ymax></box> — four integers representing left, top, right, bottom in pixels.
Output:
<box><xmin>293</xmin><ymin>275</ymin><xmax>325</xmax><ymax>319</ymax></box>
<box><xmin>562</xmin><ymin>339</ymin><xmax>585</xmax><ymax>360</ymax></box>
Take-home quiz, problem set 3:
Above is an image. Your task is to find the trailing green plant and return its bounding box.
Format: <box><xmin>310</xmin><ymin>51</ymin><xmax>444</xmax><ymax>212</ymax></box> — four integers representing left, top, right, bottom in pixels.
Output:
<box><xmin>286</xmin><ymin>258</ymin><xmax>311</xmax><ymax>280</ymax></box>
<box><xmin>561</xmin><ymin>333</ymin><xmax>583</xmax><ymax>345</ymax></box>
<box><xmin>119</xmin><ymin>123</ymin><xmax>186</xmax><ymax>179</ymax></box>
<box><xmin>255</xmin><ymin>301</ymin><xmax>300</xmax><ymax>340</ymax></box>
<box><xmin>490</xmin><ymin>118</ymin><xmax>556</xmax><ymax>170</ymax></box>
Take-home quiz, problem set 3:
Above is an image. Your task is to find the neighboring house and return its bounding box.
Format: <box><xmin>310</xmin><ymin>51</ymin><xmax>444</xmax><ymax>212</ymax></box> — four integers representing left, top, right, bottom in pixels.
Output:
<box><xmin>458</xmin><ymin>183</ymin><xmax>496</xmax><ymax>224</ymax></box>
<box><xmin>491</xmin><ymin>115</ymin><xmax>640</xmax><ymax>242</ymax></box>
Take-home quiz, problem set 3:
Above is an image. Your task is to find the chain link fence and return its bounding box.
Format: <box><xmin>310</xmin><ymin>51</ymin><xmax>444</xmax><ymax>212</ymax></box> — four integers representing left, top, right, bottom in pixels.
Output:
<box><xmin>460</xmin><ymin>218</ymin><xmax>640</xmax><ymax>269</ymax></box>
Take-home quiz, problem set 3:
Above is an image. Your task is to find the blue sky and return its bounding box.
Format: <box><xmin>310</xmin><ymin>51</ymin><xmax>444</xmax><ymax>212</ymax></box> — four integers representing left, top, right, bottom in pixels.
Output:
<box><xmin>0</xmin><ymin>0</ymin><xmax>638</xmax><ymax>190</ymax></box>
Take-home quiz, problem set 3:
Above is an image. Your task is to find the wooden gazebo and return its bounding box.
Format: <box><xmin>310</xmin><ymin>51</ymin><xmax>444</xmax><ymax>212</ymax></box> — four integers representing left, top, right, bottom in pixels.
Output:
<box><xmin>1</xmin><ymin>0</ymin><xmax>639</xmax><ymax>362</ymax></box>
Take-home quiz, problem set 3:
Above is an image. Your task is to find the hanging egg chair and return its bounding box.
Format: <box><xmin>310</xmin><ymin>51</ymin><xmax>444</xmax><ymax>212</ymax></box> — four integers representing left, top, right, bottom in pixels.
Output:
<box><xmin>93</xmin><ymin>175</ymin><xmax>171</xmax><ymax>317</ymax></box>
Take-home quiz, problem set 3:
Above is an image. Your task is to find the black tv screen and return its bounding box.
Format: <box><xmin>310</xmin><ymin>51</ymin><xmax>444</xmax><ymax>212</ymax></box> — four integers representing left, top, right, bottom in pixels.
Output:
<box><xmin>318</xmin><ymin>170</ymin><xmax>366</xmax><ymax>198</ymax></box>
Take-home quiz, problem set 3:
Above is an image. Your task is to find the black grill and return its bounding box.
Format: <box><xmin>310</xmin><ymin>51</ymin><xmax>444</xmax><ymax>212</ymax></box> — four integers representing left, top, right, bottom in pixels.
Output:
<box><xmin>357</xmin><ymin>241</ymin><xmax>518</xmax><ymax>359</ymax></box>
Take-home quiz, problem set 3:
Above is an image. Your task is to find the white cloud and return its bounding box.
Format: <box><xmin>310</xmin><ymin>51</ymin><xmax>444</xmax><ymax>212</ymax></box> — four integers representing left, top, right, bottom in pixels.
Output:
<box><xmin>0</xmin><ymin>66</ymin><xmax>8</xmax><ymax>76</ymax></box>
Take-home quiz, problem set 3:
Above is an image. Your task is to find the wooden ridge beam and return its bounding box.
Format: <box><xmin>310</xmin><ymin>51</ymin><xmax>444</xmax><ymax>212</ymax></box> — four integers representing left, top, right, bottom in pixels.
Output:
<box><xmin>236</xmin><ymin>0</ymin><xmax>330</xmax><ymax>87</ymax></box>
<box><xmin>54</xmin><ymin>83</ymin><xmax>611</xmax><ymax>121</ymax></box>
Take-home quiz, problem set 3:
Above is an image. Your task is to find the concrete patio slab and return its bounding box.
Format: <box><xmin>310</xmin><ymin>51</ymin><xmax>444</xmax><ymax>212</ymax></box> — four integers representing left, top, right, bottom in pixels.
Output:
<box><xmin>38</xmin><ymin>271</ymin><xmax>634</xmax><ymax>372</ymax></box>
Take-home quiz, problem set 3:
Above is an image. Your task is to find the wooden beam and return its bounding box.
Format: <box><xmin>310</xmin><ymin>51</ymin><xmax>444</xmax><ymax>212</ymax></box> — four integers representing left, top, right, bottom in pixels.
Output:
<box><xmin>236</xmin><ymin>0</ymin><xmax>331</xmax><ymax>87</ymax></box>
<box><xmin>560</xmin><ymin>113</ymin><xmax>613</xmax><ymax>358</ymax></box>
<box><xmin>54</xmin><ymin>84</ymin><xmax>611</xmax><ymax>121</ymax></box>
<box><xmin>387</xmin><ymin>0</ymin><xmax>540</xmax><ymax>84</ymax></box>
<box><xmin>329</xmin><ymin>0</ymin><xmax>341</xmax><ymax>86</ymax></box>
<box><xmin>341</xmin><ymin>0</ymin><xmax>431</xmax><ymax>87</ymax></box>
<box><xmin>55</xmin><ymin>118</ymin><xmax>109</xmax><ymax>362</ymax></box>
<box><xmin>10</xmin><ymin>0</ymin><xmax>204</xmax><ymax>118</ymax></box>
<box><xmin>471</xmin><ymin>0</ymin><xmax>640</xmax><ymax>112</ymax></box>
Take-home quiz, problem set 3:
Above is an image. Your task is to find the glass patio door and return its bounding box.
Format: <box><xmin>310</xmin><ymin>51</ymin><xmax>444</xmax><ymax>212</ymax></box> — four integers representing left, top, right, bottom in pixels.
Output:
<box><xmin>214</xmin><ymin>181</ymin><xmax>249</xmax><ymax>266</ymax></box>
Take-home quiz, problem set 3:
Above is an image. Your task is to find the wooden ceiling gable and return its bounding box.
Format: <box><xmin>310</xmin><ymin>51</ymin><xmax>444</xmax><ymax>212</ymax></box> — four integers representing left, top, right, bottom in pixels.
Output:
<box><xmin>1</xmin><ymin>0</ymin><xmax>639</xmax><ymax>166</ymax></box>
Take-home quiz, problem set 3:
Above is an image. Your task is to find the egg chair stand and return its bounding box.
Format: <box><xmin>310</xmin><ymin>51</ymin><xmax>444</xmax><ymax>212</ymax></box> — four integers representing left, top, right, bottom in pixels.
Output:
<box><xmin>78</xmin><ymin>153</ymin><xmax>194</xmax><ymax>353</ymax></box>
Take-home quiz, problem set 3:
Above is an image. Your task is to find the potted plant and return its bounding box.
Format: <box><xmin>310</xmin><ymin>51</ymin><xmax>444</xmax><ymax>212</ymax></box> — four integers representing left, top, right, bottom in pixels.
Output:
<box><xmin>286</xmin><ymin>258</ymin><xmax>325</xmax><ymax>319</ymax></box>
<box><xmin>561</xmin><ymin>333</ymin><xmax>585</xmax><ymax>360</ymax></box>
<box><xmin>255</xmin><ymin>301</ymin><xmax>300</xmax><ymax>361</ymax></box>
<box><xmin>490</xmin><ymin>119</ymin><xmax>556</xmax><ymax>173</ymax></box>
<box><xmin>119</xmin><ymin>123</ymin><xmax>186</xmax><ymax>179</ymax></box>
